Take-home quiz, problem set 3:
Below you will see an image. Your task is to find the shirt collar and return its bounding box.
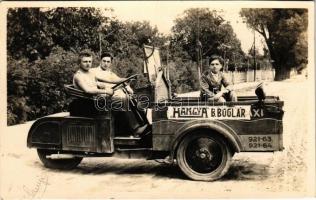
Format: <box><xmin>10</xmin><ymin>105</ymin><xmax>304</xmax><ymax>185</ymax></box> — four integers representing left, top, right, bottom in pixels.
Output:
<box><xmin>210</xmin><ymin>71</ymin><xmax>219</xmax><ymax>76</ymax></box>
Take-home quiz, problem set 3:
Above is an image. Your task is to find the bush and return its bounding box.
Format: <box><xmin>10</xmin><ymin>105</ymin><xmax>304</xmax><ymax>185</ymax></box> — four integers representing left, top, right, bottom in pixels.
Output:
<box><xmin>7</xmin><ymin>47</ymin><xmax>84</xmax><ymax>125</ymax></box>
<box><xmin>8</xmin><ymin>43</ymin><xmax>204</xmax><ymax>126</ymax></box>
<box><xmin>168</xmin><ymin>59</ymin><xmax>200</xmax><ymax>93</ymax></box>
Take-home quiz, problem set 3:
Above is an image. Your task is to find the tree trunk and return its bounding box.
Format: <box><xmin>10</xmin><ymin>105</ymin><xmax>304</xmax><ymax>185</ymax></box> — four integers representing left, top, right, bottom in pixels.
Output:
<box><xmin>270</xmin><ymin>50</ymin><xmax>291</xmax><ymax>81</ymax></box>
<box><xmin>274</xmin><ymin>66</ymin><xmax>291</xmax><ymax>81</ymax></box>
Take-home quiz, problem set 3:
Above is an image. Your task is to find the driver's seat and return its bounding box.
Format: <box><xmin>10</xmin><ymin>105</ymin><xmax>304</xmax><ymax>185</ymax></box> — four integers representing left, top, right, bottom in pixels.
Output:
<box><xmin>64</xmin><ymin>84</ymin><xmax>105</xmax><ymax>117</ymax></box>
<box><xmin>64</xmin><ymin>84</ymin><xmax>150</xmax><ymax>137</ymax></box>
<box><xmin>64</xmin><ymin>84</ymin><xmax>95</xmax><ymax>100</ymax></box>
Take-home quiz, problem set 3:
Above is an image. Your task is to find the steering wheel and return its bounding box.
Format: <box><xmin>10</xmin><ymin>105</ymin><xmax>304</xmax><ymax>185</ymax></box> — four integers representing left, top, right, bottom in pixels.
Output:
<box><xmin>111</xmin><ymin>74</ymin><xmax>138</xmax><ymax>90</ymax></box>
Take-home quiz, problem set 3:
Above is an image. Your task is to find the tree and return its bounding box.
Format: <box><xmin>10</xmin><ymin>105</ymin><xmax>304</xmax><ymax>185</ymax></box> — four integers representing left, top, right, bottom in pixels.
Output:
<box><xmin>240</xmin><ymin>8</ymin><xmax>308</xmax><ymax>80</ymax></box>
<box><xmin>7</xmin><ymin>8</ymin><xmax>169</xmax><ymax>125</ymax></box>
<box><xmin>7</xmin><ymin>7</ymin><xmax>111</xmax><ymax>59</ymax></box>
<box><xmin>96</xmin><ymin>20</ymin><xmax>167</xmax><ymax>89</ymax></box>
<box><xmin>7</xmin><ymin>47</ymin><xmax>80</xmax><ymax>125</ymax></box>
<box><xmin>171</xmin><ymin>8</ymin><xmax>244</xmax><ymax>65</ymax></box>
<box><xmin>246</xmin><ymin>45</ymin><xmax>273</xmax><ymax>71</ymax></box>
<box><xmin>167</xmin><ymin>8</ymin><xmax>244</xmax><ymax>92</ymax></box>
<box><xmin>7</xmin><ymin>8</ymin><xmax>54</xmax><ymax>59</ymax></box>
<box><xmin>47</xmin><ymin>7</ymin><xmax>110</xmax><ymax>53</ymax></box>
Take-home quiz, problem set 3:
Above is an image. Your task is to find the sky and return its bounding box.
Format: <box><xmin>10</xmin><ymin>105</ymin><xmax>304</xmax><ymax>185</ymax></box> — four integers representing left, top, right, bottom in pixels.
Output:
<box><xmin>102</xmin><ymin>1</ymin><xmax>265</xmax><ymax>54</ymax></box>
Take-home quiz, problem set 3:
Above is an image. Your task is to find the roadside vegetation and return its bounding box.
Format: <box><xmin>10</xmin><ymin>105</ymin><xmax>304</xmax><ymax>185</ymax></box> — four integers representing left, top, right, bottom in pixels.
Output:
<box><xmin>7</xmin><ymin>8</ymin><xmax>308</xmax><ymax>125</ymax></box>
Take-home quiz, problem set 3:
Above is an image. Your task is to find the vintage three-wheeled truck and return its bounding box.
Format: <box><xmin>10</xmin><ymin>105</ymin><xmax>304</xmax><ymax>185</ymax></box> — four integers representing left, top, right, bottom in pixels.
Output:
<box><xmin>27</xmin><ymin>46</ymin><xmax>284</xmax><ymax>181</ymax></box>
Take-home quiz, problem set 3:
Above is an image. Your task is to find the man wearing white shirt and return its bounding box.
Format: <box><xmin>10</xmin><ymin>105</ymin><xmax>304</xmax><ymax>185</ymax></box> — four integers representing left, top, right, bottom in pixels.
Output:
<box><xmin>90</xmin><ymin>52</ymin><xmax>134</xmax><ymax>109</ymax></box>
<box><xmin>91</xmin><ymin>52</ymin><xmax>147</xmax><ymax>136</ymax></box>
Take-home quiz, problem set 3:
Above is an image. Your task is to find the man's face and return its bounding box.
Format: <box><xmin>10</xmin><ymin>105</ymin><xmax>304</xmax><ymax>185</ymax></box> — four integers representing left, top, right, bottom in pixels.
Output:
<box><xmin>101</xmin><ymin>56</ymin><xmax>112</xmax><ymax>70</ymax></box>
<box><xmin>80</xmin><ymin>56</ymin><xmax>92</xmax><ymax>71</ymax></box>
<box><xmin>210</xmin><ymin>59</ymin><xmax>222</xmax><ymax>74</ymax></box>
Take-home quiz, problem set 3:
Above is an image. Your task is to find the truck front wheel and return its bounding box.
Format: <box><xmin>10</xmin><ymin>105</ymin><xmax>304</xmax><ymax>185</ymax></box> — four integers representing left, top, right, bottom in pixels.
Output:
<box><xmin>176</xmin><ymin>133</ymin><xmax>232</xmax><ymax>181</ymax></box>
<box><xmin>37</xmin><ymin>149</ymin><xmax>83</xmax><ymax>170</ymax></box>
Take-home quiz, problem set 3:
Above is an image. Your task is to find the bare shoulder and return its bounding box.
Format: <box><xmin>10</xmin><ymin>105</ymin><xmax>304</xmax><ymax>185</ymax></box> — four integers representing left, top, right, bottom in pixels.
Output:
<box><xmin>89</xmin><ymin>67</ymin><xmax>98</xmax><ymax>74</ymax></box>
<box><xmin>73</xmin><ymin>70</ymin><xmax>82</xmax><ymax>79</ymax></box>
<box><xmin>73</xmin><ymin>71</ymin><xmax>89</xmax><ymax>84</ymax></box>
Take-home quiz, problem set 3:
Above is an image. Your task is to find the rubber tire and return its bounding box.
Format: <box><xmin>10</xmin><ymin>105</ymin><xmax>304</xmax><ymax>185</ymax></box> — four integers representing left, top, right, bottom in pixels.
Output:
<box><xmin>176</xmin><ymin>133</ymin><xmax>232</xmax><ymax>181</ymax></box>
<box><xmin>37</xmin><ymin>149</ymin><xmax>83</xmax><ymax>170</ymax></box>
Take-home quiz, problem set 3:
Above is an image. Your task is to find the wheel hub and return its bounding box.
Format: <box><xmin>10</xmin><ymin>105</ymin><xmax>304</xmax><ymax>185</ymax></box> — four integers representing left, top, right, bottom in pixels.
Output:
<box><xmin>184</xmin><ymin>137</ymin><xmax>225</xmax><ymax>174</ymax></box>
<box><xmin>196</xmin><ymin>148</ymin><xmax>213</xmax><ymax>160</ymax></box>
<box><xmin>178</xmin><ymin>135</ymin><xmax>231</xmax><ymax>180</ymax></box>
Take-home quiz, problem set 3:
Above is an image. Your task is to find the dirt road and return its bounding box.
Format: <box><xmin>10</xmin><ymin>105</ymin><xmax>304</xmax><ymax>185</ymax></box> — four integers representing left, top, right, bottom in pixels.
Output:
<box><xmin>1</xmin><ymin>76</ymin><xmax>314</xmax><ymax>198</ymax></box>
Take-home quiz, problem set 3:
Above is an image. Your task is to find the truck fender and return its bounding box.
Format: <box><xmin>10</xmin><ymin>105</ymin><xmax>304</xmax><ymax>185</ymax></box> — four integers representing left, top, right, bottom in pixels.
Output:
<box><xmin>170</xmin><ymin>120</ymin><xmax>242</xmax><ymax>159</ymax></box>
<box><xmin>27</xmin><ymin>117</ymin><xmax>63</xmax><ymax>149</ymax></box>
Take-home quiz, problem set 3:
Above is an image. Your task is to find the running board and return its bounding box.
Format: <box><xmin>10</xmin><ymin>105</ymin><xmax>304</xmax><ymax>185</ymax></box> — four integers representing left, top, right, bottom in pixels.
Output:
<box><xmin>114</xmin><ymin>136</ymin><xmax>141</xmax><ymax>146</ymax></box>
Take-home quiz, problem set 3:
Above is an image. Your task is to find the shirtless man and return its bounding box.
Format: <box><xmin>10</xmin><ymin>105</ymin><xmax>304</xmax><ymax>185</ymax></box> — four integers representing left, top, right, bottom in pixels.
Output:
<box><xmin>73</xmin><ymin>50</ymin><xmax>113</xmax><ymax>96</ymax></box>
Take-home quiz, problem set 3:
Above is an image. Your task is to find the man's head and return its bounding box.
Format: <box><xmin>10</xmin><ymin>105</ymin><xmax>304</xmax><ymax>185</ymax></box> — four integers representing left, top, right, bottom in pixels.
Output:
<box><xmin>209</xmin><ymin>55</ymin><xmax>224</xmax><ymax>74</ymax></box>
<box><xmin>100</xmin><ymin>52</ymin><xmax>113</xmax><ymax>70</ymax></box>
<box><xmin>78</xmin><ymin>50</ymin><xmax>93</xmax><ymax>71</ymax></box>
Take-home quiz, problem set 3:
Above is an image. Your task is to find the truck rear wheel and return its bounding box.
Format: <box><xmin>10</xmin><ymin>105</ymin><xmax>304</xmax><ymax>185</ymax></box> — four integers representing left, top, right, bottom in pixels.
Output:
<box><xmin>37</xmin><ymin>149</ymin><xmax>82</xmax><ymax>170</ymax></box>
<box><xmin>176</xmin><ymin>133</ymin><xmax>232</xmax><ymax>181</ymax></box>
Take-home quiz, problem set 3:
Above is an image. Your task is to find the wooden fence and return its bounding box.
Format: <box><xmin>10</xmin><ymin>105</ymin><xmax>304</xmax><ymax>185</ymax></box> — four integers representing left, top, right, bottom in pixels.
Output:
<box><xmin>223</xmin><ymin>69</ymin><xmax>275</xmax><ymax>84</ymax></box>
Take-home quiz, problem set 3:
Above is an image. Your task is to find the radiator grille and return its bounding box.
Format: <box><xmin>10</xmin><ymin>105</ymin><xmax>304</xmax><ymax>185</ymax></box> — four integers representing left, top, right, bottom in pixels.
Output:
<box><xmin>65</xmin><ymin>125</ymin><xmax>95</xmax><ymax>147</ymax></box>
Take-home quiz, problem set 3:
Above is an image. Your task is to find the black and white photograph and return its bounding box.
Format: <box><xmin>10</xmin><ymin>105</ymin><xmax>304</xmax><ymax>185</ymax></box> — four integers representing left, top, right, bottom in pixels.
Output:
<box><xmin>0</xmin><ymin>1</ymin><xmax>315</xmax><ymax>198</ymax></box>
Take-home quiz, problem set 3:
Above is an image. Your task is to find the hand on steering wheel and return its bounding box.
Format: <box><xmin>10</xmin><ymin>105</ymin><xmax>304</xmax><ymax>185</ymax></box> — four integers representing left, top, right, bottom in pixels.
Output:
<box><xmin>111</xmin><ymin>74</ymin><xmax>139</xmax><ymax>90</ymax></box>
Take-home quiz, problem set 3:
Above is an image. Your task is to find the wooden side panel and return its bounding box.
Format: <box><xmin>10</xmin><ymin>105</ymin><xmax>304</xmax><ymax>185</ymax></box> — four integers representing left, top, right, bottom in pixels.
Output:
<box><xmin>152</xmin><ymin>101</ymin><xmax>284</xmax><ymax>152</ymax></box>
<box><xmin>96</xmin><ymin>114</ymin><xmax>114</xmax><ymax>153</ymax></box>
<box><xmin>152</xmin><ymin>120</ymin><xmax>184</xmax><ymax>151</ymax></box>
<box><xmin>222</xmin><ymin>119</ymin><xmax>280</xmax><ymax>135</ymax></box>
<box><xmin>61</xmin><ymin>114</ymin><xmax>114</xmax><ymax>153</ymax></box>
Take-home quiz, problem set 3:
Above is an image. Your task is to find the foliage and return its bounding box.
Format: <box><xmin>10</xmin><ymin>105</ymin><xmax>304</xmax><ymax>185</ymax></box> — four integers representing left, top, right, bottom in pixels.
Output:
<box><xmin>7</xmin><ymin>57</ymin><xmax>31</xmax><ymax>125</ymax></box>
<box><xmin>7</xmin><ymin>8</ymin><xmax>53</xmax><ymax>59</ymax></box>
<box><xmin>168</xmin><ymin>59</ymin><xmax>200</xmax><ymax>93</ymax></box>
<box><xmin>7</xmin><ymin>47</ymin><xmax>81</xmax><ymax>125</ymax></box>
<box><xmin>166</xmin><ymin>8</ymin><xmax>246</xmax><ymax>93</ymax></box>
<box><xmin>7</xmin><ymin>7</ymin><xmax>251</xmax><ymax>125</ymax></box>
<box><xmin>240</xmin><ymin>8</ymin><xmax>308</xmax><ymax>80</ymax></box>
<box><xmin>98</xmin><ymin>20</ymin><xmax>168</xmax><ymax>89</ymax></box>
<box><xmin>7</xmin><ymin>7</ymin><xmax>110</xmax><ymax>59</ymax></box>
<box><xmin>244</xmin><ymin>44</ymin><xmax>273</xmax><ymax>71</ymax></box>
<box><xmin>47</xmin><ymin>7</ymin><xmax>110</xmax><ymax>52</ymax></box>
<box><xmin>170</xmin><ymin>8</ymin><xmax>244</xmax><ymax>64</ymax></box>
<box><xmin>7</xmin><ymin>8</ymin><xmax>168</xmax><ymax>125</ymax></box>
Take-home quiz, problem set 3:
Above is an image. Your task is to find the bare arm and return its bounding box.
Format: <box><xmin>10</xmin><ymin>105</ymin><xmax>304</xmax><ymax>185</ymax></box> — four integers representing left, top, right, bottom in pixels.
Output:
<box><xmin>96</xmin><ymin>81</ymin><xmax>107</xmax><ymax>89</ymax></box>
<box><xmin>125</xmin><ymin>84</ymin><xmax>134</xmax><ymax>94</ymax></box>
<box><xmin>97</xmin><ymin>79</ymin><xmax>133</xmax><ymax>94</ymax></box>
<box><xmin>96</xmin><ymin>72</ymin><xmax>126</xmax><ymax>84</ymax></box>
<box><xmin>74</xmin><ymin>75</ymin><xmax>113</xmax><ymax>95</ymax></box>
